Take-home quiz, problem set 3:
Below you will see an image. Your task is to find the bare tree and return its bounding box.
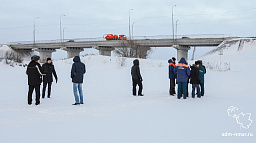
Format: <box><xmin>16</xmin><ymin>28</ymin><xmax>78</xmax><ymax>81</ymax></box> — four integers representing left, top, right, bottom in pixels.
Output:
<box><xmin>4</xmin><ymin>50</ymin><xmax>24</xmax><ymax>64</ymax></box>
<box><xmin>114</xmin><ymin>40</ymin><xmax>152</xmax><ymax>59</ymax></box>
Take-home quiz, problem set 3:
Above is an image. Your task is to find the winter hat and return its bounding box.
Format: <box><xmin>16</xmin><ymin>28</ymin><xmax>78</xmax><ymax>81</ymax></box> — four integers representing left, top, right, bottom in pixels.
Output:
<box><xmin>198</xmin><ymin>60</ymin><xmax>203</xmax><ymax>65</ymax></box>
<box><xmin>172</xmin><ymin>57</ymin><xmax>176</xmax><ymax>62</ymax></box>
<box><xmin>32</xmin><ymin>55</ymin><xmax>40</xmax><ymax>61</ymax></box>
<box><xmin>195</xmin><ymin>61</ymin><xmax>200</xmax><ymax>65</ymax></box>
<box><xmin>47</xmin><ymin>58</ymin><xmax>51</xmax><ymax>61</ymax></box>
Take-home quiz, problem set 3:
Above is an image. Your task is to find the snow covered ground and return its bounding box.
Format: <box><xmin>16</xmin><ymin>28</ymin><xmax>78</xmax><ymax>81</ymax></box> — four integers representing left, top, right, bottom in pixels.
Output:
<box><xmin>0</xmin><ymin>38</ymin><xmax>255</xmax><ymax>143</ymax></box>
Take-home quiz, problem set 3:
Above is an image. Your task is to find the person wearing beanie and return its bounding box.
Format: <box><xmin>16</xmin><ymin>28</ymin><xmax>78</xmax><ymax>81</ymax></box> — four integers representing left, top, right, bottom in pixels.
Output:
<box><xmin>26</xmin><ymin>55</ymin><xmax>43</xmax><ymax>105</ymax></box>
<box><xmin>172</xmin><ymin>57</ymin><xmax>176</xmax><ymax>63</ymax></box>
<box><xmin>174</xmin><ymin>58</ymin><xmax>191</xmax><ymax>99</ymax></box>
<box><xmin>168</xmin><ymin>57</ymin><xmax>176</xmax><ymax>95</ymax></box>
<box><xmin>197</xmin><ymin>60</ymin><xmax>206</xmax><ymax>74</ymax></box>
<box><xmin>42</xmin><ymin>57</ymin><xmax>58</xmax><ymax>98</ymax></box>
<box><xmin>197</xmin><ymin>60</ymin><xmax>206</xmax><ymax>96</ymax></box>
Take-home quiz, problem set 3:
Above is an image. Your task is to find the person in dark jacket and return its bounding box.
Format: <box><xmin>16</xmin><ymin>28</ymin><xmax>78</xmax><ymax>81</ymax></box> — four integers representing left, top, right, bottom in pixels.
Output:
<box><xmin>42</xmin><ymin>58</ymin><xmax>58</xmax><ymax>98</ymax></box>
<box><xmin>197</xmin><ymin>60</ymin><xmax>206</xmax><ymax>74</ymax></box>
<box><xmin>181</xmin><ymin>60</ymin><xmax>189</xmax><ymax>97</ymax></box>
<box><xmin>190</xmin><ymin>63</ymin><xmax>201</xmax><ymax>98</ymax></box>
<box><xmin>168</xmin><ymin>57</ymin><xmax>176</xmax><ymax>96</ymax></box>
<box><xmin>131</xmin><ymin>59</ymin><xmax>143</xmax><ymax>96</ymax></box>
<box><xmin>26</xmin><ymin>55</ymin><xmax>43</xmax><ymax>105</ymax></box>
<box><xmin>71</xmin><ymin>56</ymin><xmax>86</xmax><ymax>105</ymax></box>
<box><xmin>174</xmin><ymin>58</ymin><xmax>191</xmax><ymax>99</ymax></box>
<box><xmin>197</xmin><ymin>60</ymin><xmax>206</xmax><ymax>96</ymax></box>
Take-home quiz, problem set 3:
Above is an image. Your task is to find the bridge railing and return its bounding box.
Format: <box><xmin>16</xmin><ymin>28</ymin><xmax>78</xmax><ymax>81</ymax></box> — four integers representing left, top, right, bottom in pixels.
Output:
<box><xmin>63</xmin><ymin>37</ymin><xmax>105</xmax><ymax>42</ymax></box>
<box><xmin>132</xmin><ymin>34</ymin><xmax>226</xmax><ymax>40</ymax></box>
<box><xmin>9</xmin><ymin>37</ymin><xmax>106</xmax><ymax>45</ymax></box>
<box><xmin>10</xmin><ymin>39</ymin><xmax>62</xmax><ymax>45</ymax></box>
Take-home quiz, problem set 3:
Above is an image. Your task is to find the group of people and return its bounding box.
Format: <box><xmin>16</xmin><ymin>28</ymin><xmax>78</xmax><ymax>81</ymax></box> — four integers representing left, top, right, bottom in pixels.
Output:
<box><xmin>168</xmin><ymin>57</ymin><xmax>206</xmax><ymax>99</ymax></box>
<box><xmin>131</xmin><ymin>57</ymin><xmax>206</xmax><ymax>99</ymax></box>
<box><xmin>26</xmin><ymin>55</ymin><xmax>206</xmax><ymax>106</ymax></box>
<box><xmin>26</xmin><ymin>55</ymin><xmax>85</xmax><ymax>105</ymax></box>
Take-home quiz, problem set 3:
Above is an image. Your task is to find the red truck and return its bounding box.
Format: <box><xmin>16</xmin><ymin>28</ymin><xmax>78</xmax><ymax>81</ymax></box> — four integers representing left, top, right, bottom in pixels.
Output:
<box><xmin>104</xmin><ymin>34</ymin><xmax>127</xmax><ymax>40</ymax></box>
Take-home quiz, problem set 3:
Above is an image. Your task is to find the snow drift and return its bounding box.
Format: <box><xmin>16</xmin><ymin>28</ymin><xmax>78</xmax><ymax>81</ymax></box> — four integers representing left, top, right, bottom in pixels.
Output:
<box><xmin>200</xmin><ymin>38</ymin><xmax>256</xmax><ymax>71</ymax></box>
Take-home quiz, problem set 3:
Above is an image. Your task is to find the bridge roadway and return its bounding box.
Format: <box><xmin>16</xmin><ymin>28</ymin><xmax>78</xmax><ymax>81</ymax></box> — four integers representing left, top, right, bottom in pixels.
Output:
<box><xmin>10</xmin><ymin>38</ymin><xmax>227</xmax><ymax>49</ymax></box>
<box><xmin>8</xmin><ymin>37</ymin><xmax>230</xmax><ymax>62</ymax></box>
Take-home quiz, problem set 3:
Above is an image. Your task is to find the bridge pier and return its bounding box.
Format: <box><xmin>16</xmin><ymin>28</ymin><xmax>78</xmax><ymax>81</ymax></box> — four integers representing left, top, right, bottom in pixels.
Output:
<box><xmin>33</xmin><ymin>48</ymin><xmax>56</xmax><ymax>63</ymax></box>
<box><xmin>94</xmin><ymin>46</ymin><xmax>114</xmax><ymax>56</ymax></box>
<box><xmin>62</xmin><ymin>47</ymin><xmax>84</xmax><ymax>59</ymax></box>
<box><xmin>175</xmin><ymin>45</ymin><xmax>190</xmax><ymax>61</ymax></box>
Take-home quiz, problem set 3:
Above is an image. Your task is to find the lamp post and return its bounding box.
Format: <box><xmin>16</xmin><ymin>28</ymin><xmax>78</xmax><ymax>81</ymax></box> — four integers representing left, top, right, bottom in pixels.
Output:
<box><xmin>172</xmin><ymin>5</ymin><xmax>176</xmax><ymax>45</ymax></box>
<box><xmin>33</xmin><ymin>17</ymin><xmax>39</xmax><ymax>45</ymax></box>
<box><xmin>132</xmin><ymin>22</ymin><xmax>135</xmax><ymax>39</ymax></box>
<box><xmin>175</xmin><ymin>19</ymin><xmax>179</xmax><ymax>41</ymax></box>
<box><xmin>60</xmin><ymin>15</ymin><xmax>66</xmax><ymax>46</ymax></box>
<box><xmin>63</xmin><ymin>27</ymin><xmax>67</xmax><ymax>42</ymax></box>
<box><xmin>129</xmin><ymin>9</ymin><xmax>133</xmax><ymax>40</ymax></box>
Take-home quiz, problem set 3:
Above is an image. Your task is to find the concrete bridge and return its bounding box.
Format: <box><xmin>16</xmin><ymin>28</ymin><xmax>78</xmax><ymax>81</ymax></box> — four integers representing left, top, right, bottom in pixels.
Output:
<box><xmin>8</xmin><ymin>36</ymin><xmax>232</xmax><ymax>62</ymax></box>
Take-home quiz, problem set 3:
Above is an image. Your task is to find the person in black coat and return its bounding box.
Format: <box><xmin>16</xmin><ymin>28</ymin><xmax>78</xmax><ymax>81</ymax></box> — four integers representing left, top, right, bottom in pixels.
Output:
<box><xmin>131</xmin><ymin>59</ymin><xmax>143</xmax><ymax>96</ymax></box>
<box><xmin>26</xmin><ymin>55</ymin><xmax>43</xmax><ymax>105</ymax></box>
<box><xmin>42</xmin><ymin>58</ymin><xmax>58</xmax><ymax>98</ymax></box>
<box><xmin>190</xmin><ymin>63</ymin><xmax>201</xmax><ymax>98</ymax></box>
<box><xmin>71</xmin><ymin>56</ymin><xmax>86</xmax><ymax>105</ymax></box>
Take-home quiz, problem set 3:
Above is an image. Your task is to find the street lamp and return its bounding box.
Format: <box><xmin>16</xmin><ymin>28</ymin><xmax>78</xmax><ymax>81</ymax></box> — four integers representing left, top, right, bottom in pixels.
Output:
<box><xmin>33</xmin><ymin>17</ymin><xmax>39</xmax><ymax>45</ymax></box>
<box><xmin>132</xmin><ymin>22</ymin><xmax>135</xmax><ymax>39</ymax></box>
<box><xmin>172</xmin><ymin>5</ymin><xmax>176</xmax><ymax>45</ymax></box>
<box><xmin>60</xmin><ymin>15</ymin><xmax>66</xmax><ymax>45</ymax></box>
<box><xmin>63</xmin><ymin>27</ymin><xmax>67</xmax><ymax>42</ymax></box>
<box><xmin>175</xmin><ymin>19</ymin><xmax>179</xmax><ymax>41</ymax></box>
<box><xmin>129</xmin><ymin>9</ymin><xmax>133</xmax><ymax>40</ymax></box>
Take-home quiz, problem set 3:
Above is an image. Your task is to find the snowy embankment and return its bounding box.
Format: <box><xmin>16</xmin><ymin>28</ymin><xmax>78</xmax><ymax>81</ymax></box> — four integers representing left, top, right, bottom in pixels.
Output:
<box><xmin>201</xmin><ymin>38</ymin><xmax>256</xmax><ymax>71</ymax></box>
<box><xmin>0</xmin><ymin>39</ymin><xmax>255</xmax><ymax>143</ymax></box>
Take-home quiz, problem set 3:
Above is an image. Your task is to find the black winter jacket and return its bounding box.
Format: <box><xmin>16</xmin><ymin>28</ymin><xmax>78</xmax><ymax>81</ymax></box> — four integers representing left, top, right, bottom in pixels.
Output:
<box><xmin>202</xmin><ymin>65</ymin><xmax>206</xmax><ymax>74</ymax></box>
<box><xmin>42</xmin><ymin>63</ymin><xmax>57</xmax><ymax>82</ymax></box>
<box><xmin>71</xmin><ymin>56</ymin><xmax>86</xmax><ymax>83</ymax></box>
<box><xmin>26</xmin><ymin>61</ymin><xmax>43</xmax><ymax>85</ymax></box>
<box><xmin>190</xmin><ymin>65</ymin><xmax>201</xmax><ymax>84</ymax></box>
<box><xmin>131</xmin><ymin>60</ymin><xmax>142</xmax><ymax>80</ymax></box>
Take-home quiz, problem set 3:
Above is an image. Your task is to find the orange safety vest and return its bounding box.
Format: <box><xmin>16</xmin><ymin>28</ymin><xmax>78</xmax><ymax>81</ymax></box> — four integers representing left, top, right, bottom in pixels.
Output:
<box><xmin>176</xmin><ymin>63</ymin><xmax>188</xmax><ymax>68</ymax></box>
<box><xmin>169</xmin><ymin>63</ymin><xmax>176</xmax><ymax>67</ymax></box>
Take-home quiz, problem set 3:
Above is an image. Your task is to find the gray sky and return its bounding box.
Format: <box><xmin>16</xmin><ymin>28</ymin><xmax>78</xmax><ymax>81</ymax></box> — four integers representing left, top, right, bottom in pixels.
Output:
<box><xmin>1</xmin><ymin>0</ymin><xmax>256</xmax><ymax>44</ymax></box>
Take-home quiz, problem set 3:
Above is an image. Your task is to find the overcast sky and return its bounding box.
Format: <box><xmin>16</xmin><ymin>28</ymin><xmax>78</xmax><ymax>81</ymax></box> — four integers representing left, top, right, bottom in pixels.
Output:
<box><xmin>1</xmin><ymin>0</ymin><xmax>256</xmax><ymax>44</ymax></box>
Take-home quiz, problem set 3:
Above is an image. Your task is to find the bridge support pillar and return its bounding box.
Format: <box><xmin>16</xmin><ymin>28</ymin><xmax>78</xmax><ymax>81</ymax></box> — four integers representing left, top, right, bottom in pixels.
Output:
<box><xmin>175</xmin><ymin>45</ymin><xmax>190</xmax><ymax>61</ymax></box>
<box><xmin>94</xmin><ymin>46</ymin><xmax>114</xmax><ymax>56</ymax></box>
<box><xmin>62</xmin><ymin>47</ymin><xmax>84</xmax><ymax>59</ymax></box>
<box><xmin>33</xmin><ymin>48</ymin><xmax>56</xmax><ymax>63</ymax></box>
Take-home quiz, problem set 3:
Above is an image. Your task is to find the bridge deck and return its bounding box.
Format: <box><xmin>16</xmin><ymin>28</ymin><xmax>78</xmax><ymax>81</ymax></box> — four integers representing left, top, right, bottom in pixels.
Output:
<box><xmin>8</xmin><ymin>37</ymin><xmax>231</xmax><ymax>50</ymax></box>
